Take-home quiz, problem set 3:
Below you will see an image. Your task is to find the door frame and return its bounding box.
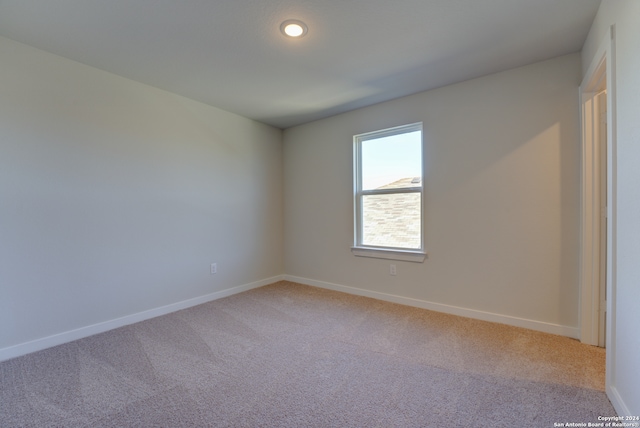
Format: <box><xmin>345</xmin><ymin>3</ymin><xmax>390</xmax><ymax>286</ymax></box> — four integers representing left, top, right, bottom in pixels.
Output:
<box><xmin>579</xmin><ymin>24</ymin><xmax>616</xmax><ymax>383</ymax></box>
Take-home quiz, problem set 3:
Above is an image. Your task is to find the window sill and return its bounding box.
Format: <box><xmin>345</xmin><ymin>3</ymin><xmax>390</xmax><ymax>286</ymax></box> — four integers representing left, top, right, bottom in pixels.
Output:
<box><xmin>351</xmin><ymin>246</ymin><xmax>427</xmax><ymax>263</ymax></box>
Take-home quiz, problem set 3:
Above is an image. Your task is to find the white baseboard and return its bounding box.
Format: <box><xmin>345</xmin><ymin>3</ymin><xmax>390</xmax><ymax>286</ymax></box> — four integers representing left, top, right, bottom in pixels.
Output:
<box><xmin>607</xmin><ymin>385</ymin><xmax>632</xmax><ymax>416</ymax></box>
<box><xmin>0</xmin><ymin>275</ymin><xmax>285</xmax><ymax>363</ymax></box>
<box><xmin>284</xmin><ymin>275</ymin><xmax>580</xmax><ymax>339</ymax></box>
<box><xmin>0</xmin><ymin>273</ymin><xmax>582</xmax><ymax>363</ymax></box>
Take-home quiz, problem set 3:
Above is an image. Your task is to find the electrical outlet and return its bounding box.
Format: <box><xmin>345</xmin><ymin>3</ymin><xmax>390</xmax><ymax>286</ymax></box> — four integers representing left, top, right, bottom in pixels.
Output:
<box><xmin>210</xmin><ymin>263</ymin><xmax>217</xmax><ymax>275</ymax></box>
<box><xmin>390</xmin><ymin>264</ymin><xmax>396</xmax><ymax>276</ymax></box>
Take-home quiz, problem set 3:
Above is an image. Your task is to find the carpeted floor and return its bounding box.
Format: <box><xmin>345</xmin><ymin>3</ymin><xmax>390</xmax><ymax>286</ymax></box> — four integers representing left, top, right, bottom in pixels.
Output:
<box><xmin>0</xmin><ymin>281</ymin><xmax>614</xmax><ymax>427</ymax></box>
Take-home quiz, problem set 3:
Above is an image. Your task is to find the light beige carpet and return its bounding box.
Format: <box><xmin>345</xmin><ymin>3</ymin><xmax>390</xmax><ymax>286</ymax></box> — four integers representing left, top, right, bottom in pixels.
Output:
<box><xmin>0</xmin><ymin>281</ymin><xmax>613</xmax><ymax>427</ymax></box>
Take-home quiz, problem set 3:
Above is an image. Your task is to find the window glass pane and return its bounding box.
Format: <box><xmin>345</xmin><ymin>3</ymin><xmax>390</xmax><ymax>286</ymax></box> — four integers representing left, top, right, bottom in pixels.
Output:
<box><xmin>361</xmin><ymin>193</ymin><xmax>421</xmax><ymax>249</ymax></box>
<box><xmin>361</xmin><ymin>130</ymin><xmax>421</xmax><ymax>190</ymax></box>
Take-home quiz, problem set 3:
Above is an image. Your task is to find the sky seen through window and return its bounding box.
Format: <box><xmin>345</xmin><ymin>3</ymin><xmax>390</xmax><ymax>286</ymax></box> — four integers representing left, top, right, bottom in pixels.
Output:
<box><xmin>361</xmin><ymin>130</ymin><xmax>422</xmax><ymax>190</ymax></box>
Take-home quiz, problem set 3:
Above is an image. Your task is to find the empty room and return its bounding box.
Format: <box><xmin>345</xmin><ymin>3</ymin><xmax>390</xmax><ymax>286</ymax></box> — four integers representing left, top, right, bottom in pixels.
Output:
<box><xmin>1</xmin><ymin>0</ymin><xmax>639</xmax><ymax>426</ymax></box>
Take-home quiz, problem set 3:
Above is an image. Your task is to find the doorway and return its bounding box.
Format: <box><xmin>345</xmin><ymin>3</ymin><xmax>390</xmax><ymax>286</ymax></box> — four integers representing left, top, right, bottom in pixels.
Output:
<box><xmin>579</xmin><ymin>27</ymin><xmax>615</xmax><ymax>352</ymax></box>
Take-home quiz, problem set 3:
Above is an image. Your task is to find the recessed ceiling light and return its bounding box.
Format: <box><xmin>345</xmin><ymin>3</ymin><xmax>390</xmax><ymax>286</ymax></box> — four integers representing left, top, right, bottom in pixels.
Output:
<box><xmin>280</xmin><ymin>19</ymin><xmax>308</xmax><ymax>38</ymax></box>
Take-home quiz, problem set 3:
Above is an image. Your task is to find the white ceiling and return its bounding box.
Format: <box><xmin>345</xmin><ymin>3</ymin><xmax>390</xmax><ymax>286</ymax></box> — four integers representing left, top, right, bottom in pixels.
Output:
<box><xmin>0</xmin><ymin>0</ymin><xmax>601</xmax><ymax>129</ymax></box>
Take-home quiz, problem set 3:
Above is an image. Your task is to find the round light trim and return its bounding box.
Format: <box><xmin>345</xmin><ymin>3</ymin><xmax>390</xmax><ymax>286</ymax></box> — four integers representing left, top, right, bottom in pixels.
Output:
<box><xmin>280</xmin><ymin>19</ymin><xmax>308</xmax><ymax>38</ymax></box>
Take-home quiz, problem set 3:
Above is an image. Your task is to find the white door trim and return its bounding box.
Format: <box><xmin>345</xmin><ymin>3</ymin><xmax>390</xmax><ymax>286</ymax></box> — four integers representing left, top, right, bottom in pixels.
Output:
<box><xmin>579</xmin><ymin>24</ymin><xmax>616</xmax><ymax>391</ymax></box>
<box><xmin>579</xmin><ymin>85</ymin><xmax>605</xmax><ymax>346</ymax></box>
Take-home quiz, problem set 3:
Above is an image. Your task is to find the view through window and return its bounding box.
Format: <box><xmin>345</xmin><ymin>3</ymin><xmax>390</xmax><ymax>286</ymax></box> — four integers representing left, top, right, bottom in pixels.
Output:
<box><xmin>354</xmin><ymin>123</ymin><xmax>423</xmax><ymax>251</ymax></box>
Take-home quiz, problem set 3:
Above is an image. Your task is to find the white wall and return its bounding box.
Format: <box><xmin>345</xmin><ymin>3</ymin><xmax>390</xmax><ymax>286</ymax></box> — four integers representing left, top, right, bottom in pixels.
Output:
<box><xmin>582</xmin><ymin>0</ymin><xmax>640</xmax><ymax>416</ymax></box>
<box><xmin>284</xmin><ymin>54</ymin><xmax>582</xmax><ymax>335</ymax></box>
<box><xmin>0</xmin><ymin>36</ymin><xmax>283</xmax><ymax>356</ymax></box>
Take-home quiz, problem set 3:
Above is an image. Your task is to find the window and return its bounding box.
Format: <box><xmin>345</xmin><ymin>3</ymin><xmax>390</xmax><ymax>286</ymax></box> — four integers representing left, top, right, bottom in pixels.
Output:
<box><xmin>352</xmin><ymin>123</ymin><xmax>426</xmax><ymax>262</ymax></box>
